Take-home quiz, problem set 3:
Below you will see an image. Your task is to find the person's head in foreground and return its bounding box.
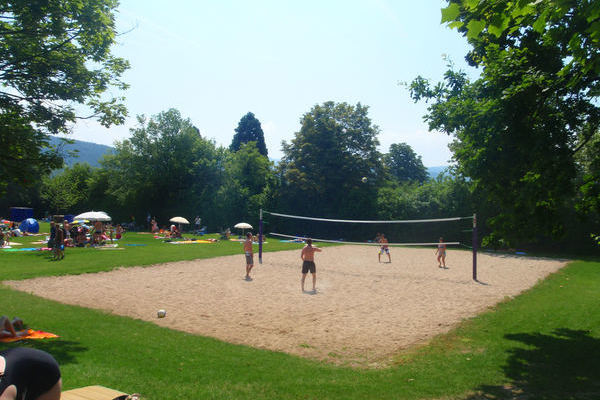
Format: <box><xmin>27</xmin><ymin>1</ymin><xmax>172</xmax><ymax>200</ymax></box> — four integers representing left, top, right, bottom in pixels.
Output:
<box><xmin>306</xmin><ymin>238</ymin><xmax>312</xmax><ymax>246</ymax></box>
<box><xmin>246</xmin><ymin>232</ymin><xmax>252</xmax><ymax>239</ymax></box>
<box><xmin>0</xmin><ymin>347</ymin><xmax>62</xmax><ymax>400</ymax></box>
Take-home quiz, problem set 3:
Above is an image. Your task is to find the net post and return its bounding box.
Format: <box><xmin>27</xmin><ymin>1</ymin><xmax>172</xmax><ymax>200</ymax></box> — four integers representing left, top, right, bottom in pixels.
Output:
<box><xmin>472</xmin><ymin>213</ymin><xmax>477</xmax><ymax>281</ymax></box>
<box><xmin>258</xmin><ymin>209</ymin><xmax>263</xmax><ymax>264</ymax></box>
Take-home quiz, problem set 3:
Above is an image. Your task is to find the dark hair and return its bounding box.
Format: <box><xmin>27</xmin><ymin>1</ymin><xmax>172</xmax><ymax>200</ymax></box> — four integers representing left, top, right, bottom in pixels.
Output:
<box><xmin>306</xmin><ymin>238</ymin><xmax>312</xmax><ymax>245</ymax></box>
<box><xmin>246</xmin><ymin>232</ymin><xmax>252</xmax><ymax>238</ymax></box>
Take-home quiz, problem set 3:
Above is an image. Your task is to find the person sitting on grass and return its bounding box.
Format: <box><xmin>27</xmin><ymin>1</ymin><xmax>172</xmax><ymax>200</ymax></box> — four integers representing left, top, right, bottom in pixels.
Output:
<box><xmin>170</xmin><ymin>224</ymin><xmax>182</xmax><ymax>239</ymax></box>
<box><xmin>116</xmin><ymin>224</ymin><xmax>124</xmax><ymax>239</ymax></box>
<box><xmin>0</xmin><ymin>316</ymin><xmax>26</xmax><ymax>339</ymax></box>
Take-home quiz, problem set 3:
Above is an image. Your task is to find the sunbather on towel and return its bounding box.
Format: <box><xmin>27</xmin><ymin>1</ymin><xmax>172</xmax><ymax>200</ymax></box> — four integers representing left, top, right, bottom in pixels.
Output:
<box><xmin>0</xmin><ymin>316</ymin><xmax>27</xmax><ymax>339</ymax></box>
<box><xmin>0</xmin><ymin>347</ymin><xmax>62</xmax><ymax>400</ymax></box>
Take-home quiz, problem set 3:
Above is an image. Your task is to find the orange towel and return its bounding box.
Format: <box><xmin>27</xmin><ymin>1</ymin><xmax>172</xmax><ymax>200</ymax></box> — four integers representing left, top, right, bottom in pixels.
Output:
<box><xmin>0</xmin><ymin>329</ymin><xmax>59</xmax><ymax>343</ymax></box>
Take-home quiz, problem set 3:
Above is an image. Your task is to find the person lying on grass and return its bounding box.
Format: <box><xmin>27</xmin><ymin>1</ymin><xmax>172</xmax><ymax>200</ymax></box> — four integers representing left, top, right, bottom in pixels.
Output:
<box><xmin>0</xmin><ymin>316</ymin><xmax>26</xmax><ymax>339</ymax></box>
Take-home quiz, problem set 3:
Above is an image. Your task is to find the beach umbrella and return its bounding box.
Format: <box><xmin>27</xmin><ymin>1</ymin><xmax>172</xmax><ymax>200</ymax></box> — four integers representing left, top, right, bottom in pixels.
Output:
<box><xmin>169</xmin><ymin>217</ymin><xmax>190</xmax><ymax>224</ymax></box>
<box><xmin>234</xmin><ymin>222</ymin><xmax>253</xmax><ymax>236</ymax></box>
<box><xmin>73</xmin><ymin>211</ymin><xmax>111</xmax><ymax>222</ymax></box>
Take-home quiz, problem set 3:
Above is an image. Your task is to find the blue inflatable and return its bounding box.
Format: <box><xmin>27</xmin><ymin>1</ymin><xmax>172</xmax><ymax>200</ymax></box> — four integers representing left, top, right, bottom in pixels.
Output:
<box><xmin>19</xmin><ymin>218</ymin><xmax>40</xmax><ymax>233</ymax></box>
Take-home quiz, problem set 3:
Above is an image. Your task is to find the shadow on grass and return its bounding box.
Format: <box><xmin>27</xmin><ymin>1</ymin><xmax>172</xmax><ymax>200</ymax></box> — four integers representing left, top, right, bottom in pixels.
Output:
<box><xmin>2</xmin><ymin>340</ymin><xmax>87</xmax><ymax>366</ymax></box>
<box><xmin>466</xmin><ymin>329</ymin><xmax>600</xmax><ymax>399</ymax></box>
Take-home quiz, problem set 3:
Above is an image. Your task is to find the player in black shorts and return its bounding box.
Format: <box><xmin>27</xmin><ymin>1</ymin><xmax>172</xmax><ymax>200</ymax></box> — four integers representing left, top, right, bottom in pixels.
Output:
<box><xmin>300</xmin><ymin>239</ymin><xmax>322</xmax><ymax>292</ymax></box>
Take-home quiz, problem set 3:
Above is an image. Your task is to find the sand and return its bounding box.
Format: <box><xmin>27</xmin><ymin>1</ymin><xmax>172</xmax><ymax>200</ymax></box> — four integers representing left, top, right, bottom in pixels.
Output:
<box><xmin>4</xmin><ymin>246</ymin><xmax>566</xmax><ymax>367</ymax></box>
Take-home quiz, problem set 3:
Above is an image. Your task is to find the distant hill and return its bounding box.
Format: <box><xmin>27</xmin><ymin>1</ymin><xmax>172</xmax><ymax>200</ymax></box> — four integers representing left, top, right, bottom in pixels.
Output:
<box><xmin>427</xmin><ymin>166</ymin><xmax>448</xmax><ymax>179</ymax></box>
<box><xmin>46</xmin><ymin>139</ymin><xmax>449</xmax><ymax>178</ymax></box>
<box><xmin>49</xmin><ymin>136</ymin><xmax>114</xmax><ymax>168</ymax></box>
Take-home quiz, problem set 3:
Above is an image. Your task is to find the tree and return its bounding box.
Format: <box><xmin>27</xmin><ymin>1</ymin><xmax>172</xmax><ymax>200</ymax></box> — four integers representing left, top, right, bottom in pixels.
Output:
<box><xmin>216</xmin><ymin>142</ymin><xmax>275</xmax><ymax>226</ymax></box>
<box><xmin>384</xmin><ymin>143</ymin><xmax>428</xmax><ymax>183</ymax></box>
<box><xmin>279</xmin><ymin>101</ymin><xmax>383</xmax><ymax>220</ymax></box>
<box><xmin>0</xmin><ymin>113</ymin><xmax>63</xmax><ymax>192</ymax></box>
<box><xmin>230</xmin><ymin>112</ymin><xmax>268</xmax><ymax>157</ymax></box>
<box><xmin>103</xmin><ymin>109</ymin><xmax>224</xmax><ymax>223</ymax></box>
<box><xmin>0</xmin><ymin>0</ymin><xmax>129</xmax><ymax>194</ymax></box>
<box><xmin>408</xmin><ymin>1</ymin><xmax>600</xmax><ymax>245</ymax></box>
<box><xmin>40</xmin><ymin>163</ymin><xmax>93</xmax><ymax>214</ymax></box>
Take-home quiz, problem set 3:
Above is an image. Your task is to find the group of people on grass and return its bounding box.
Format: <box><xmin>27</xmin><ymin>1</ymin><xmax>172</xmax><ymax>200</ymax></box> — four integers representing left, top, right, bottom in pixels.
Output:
<box><xmin>150</xmin><ymin>217</ymin><xmax>183</xmax><ymax>239</ymax></box>
<box><xmin>48</xmin><ymin>219</ymin><xmax>125</xmax><ymax>260</ymax></box>
<box><xmin>0</xmin><ymin>221</ymin><xmax>28</xmax><ymax>247</ymax></box>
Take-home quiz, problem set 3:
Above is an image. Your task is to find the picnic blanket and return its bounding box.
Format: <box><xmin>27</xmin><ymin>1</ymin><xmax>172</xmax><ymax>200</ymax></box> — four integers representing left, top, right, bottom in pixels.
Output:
<box><xmin>168</xmin><ymin>240</ymin><xmax>217</xmax><ymax>244</ymax></box>
<box><xmin>0</xmin><ymin>329</ymin><xmax>59</xmax><ymax>343</ymax></box>
<box><xmin>2</xmin><ymin>247</ymin><xmax>50</xmax><ymax>252</ymax></box>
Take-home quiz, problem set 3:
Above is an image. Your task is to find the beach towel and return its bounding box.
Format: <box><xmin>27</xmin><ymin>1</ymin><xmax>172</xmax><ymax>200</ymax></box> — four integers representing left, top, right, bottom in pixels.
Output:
<box><xmin>168</xmin><ymin>240</ymin><xmax>217</xmax><ymax>244</ymax></box>
<box><xmin>0</xmin><ymin>329</ymin><xmax>59</xmax><ymax>343</ymax></box>
<box><xmin>2</xmin><ymin>247</ymin><xmax>42</xmax><ymax>252</ymax></box>
<box><xmin>95</xmin><ymin>244</ymin><xmax>119</xmax><ymax>248</ymax></box>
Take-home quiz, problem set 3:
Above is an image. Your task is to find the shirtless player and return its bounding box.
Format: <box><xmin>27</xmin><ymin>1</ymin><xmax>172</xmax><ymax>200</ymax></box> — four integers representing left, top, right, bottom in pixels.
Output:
<box><xmin>301</xmin><ymin>238</ymin><xmax>322</xmax><ymax>292</ymax></box>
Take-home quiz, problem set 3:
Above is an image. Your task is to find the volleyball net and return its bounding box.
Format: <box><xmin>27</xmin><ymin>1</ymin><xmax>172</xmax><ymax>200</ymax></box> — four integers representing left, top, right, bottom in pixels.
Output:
<box><xmin>257</xmin><ymin>210</ymin><xmax>479</xmax><ymax>280</ymax></box>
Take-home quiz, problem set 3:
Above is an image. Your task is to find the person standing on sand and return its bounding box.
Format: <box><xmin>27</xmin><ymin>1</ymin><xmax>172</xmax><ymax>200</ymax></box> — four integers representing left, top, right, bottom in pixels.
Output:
<box><xmin>301</xmin><ymin>238</ymin><xmax>322</xmax><ymax>292</ymax></box>
<box><xmin>243</xmin><ymin>232</ymin><xmax>254</xmax><ymax>280</ymax></box>
<box><xmin>378</xmin><ymin>233</ymin><xmax>391</xmax><ymax>263</ymax></box>
<box><xmin>436</xmin><ymin>237</ymin><xmax>447</xmax><ymax>268</ymax></box>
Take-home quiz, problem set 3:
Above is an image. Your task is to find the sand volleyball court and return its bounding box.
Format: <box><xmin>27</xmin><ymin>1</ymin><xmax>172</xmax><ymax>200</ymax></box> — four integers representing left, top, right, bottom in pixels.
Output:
<box><xmin>5</xmin><ymin>245</ymin><xmax>566</xmax><ymax>366</ymax></box>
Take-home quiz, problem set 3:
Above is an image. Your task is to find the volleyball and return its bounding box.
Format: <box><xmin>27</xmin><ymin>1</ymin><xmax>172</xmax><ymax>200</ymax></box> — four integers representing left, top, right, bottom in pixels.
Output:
<box><xmin>157</xmin><ymin>309</ymin><xmax>166</xmax><ymax>318</ymax></box>
<box><xmin>361</xmin><ymin>177</ymin><xmax>368</xmax><ymax>183</ymax></box>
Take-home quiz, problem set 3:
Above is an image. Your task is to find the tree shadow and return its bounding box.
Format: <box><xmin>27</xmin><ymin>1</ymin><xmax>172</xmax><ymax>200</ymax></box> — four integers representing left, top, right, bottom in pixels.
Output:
<box><xmin>2</xmin><ymin>339</ymin><xmax>87</xmax><ymax>366</ymax></box>
<box><xmin>465</xmin><ymin>329</ymin><xmax>600</xmax><ymax>399</ymax></box>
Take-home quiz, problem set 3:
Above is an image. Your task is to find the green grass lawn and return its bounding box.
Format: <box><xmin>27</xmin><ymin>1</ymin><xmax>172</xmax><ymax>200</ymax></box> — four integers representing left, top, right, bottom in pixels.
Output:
<box><xmin>1</xmin><ymin>225</ymin><xmax>599</xmax><ymax>399</ymax></box>
<box><xmin>0</xmin><ymin>227</ymin><xmax>311</xmax><ymax>280</ymax></box>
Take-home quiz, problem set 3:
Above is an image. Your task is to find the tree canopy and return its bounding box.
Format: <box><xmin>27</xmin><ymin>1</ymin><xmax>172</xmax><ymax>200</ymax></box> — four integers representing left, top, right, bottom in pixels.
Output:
<box><xmin>279</xmin><ymin>101</ymin><xmax>383</xmax><ymax>218</ymax></box>
<box><xmin>384</xmin><ymin>143</ymin><xmax>428</xmax><ymax>183</ymax></box>
<box><xmin>230</xmin><ymin>112</ymin><xmax>268</xmax><ymax>157</ymax></box>
<box><xmin>408</xmin><ymin>0</ymin><xmax>600</xmax><ymax>244</ymax></box>
<box><xmin>101</xmin><ymin>109</ymin><xmax>224</xmax><ymax>223</ymax></box>
<box><xmin>0</xmin><ymin>0</ymin><xmax>129</xmax><ymax>193</ymax></box>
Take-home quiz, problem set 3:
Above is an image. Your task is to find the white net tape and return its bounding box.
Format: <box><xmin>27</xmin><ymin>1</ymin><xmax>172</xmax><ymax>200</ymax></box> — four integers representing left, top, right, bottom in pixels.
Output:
<box><xmin>264</xmin><ymin>211</ymin><xmax>470</xmax><ymax>224</ymax></box>
<box><xmin>269</xmin><ymin>232</ymin><xmax>460</xmax><ymax>246</ymax></box>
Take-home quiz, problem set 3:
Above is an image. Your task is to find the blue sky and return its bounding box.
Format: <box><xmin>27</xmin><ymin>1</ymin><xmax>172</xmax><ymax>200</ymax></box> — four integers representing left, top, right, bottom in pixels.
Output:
<box><xmin>67</xmin><ymin>0</ymin><xmax>477</xmax><ymax>166</ymax></box>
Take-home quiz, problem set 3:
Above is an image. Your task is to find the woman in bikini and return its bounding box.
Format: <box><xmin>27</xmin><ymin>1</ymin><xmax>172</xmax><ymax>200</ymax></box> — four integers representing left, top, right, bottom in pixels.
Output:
<box><xmin>435</xmin><ymin>237</ymin><xmax>447</xmax><ymax>268</ymax></box>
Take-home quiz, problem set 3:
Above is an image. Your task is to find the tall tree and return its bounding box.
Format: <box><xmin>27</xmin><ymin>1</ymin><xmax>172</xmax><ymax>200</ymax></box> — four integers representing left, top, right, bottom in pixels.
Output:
<box><xmin>216</xmin><ymin>142</ymin><xmax>275</xmax><ymax>226</ymax></box>
<box><xmin>0</xmin><ymin>0</ymin><xmax>129</xmax><ymax>193</ymax></box>
<box><xmin>384</xmin><ymin>143</ymin><xmax>428</xmax><ymax>183</ymax></box>
<box><xmin>408</xmin><ymin>0</ymin><xmax>600</xmax><ymax>245</ymax></box>
<box><xmin>40</xmin><ymin>163</ymin><xmax>94</xmax><ymax>214</ymax></box>
<box><xmin>279</xmin><ymin>101</ymin><xmax>383</xmax><ymax>219</ymax></box>
<box><xmin>103</xmin><ymin>109</ymin><xmax>224</xmax><ymax>223</ymax></box>
<box><xmin>230</xmin><ymin>112</ymin><xmax>268</xmax><ymax>157</ymax></box>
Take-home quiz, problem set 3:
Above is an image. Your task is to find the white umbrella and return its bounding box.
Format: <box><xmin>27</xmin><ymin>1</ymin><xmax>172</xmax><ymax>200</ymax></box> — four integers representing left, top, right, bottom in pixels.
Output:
<box><xmin>234</xmin><ymin>222</ymin><xmax>253</xmax><ymax>236</ymax></box>
<box><xmin>73</xmin><ymin>211</ymin><xmax>111</xmax><ymax>222</ymax></box>
<box><xmin>169</xmin><ymin>217</ymin><xmax>190</xmax><ymax>224</ymax></box>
